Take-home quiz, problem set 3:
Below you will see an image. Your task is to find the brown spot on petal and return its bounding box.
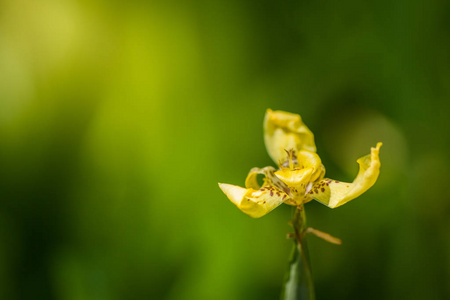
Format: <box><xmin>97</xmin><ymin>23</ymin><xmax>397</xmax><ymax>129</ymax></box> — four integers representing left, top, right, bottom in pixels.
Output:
<box><xmin>321</xmin><ymin>188</ymin><xmax>325</xmax><ymax>192</ymax></box>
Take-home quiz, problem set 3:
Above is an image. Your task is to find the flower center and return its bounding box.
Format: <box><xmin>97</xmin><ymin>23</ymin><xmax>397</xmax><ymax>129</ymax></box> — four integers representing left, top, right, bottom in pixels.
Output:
<box><xmin>281</xmin><ymin>149</ymin><xmax>301</xmax><ymax>169</ymax></box>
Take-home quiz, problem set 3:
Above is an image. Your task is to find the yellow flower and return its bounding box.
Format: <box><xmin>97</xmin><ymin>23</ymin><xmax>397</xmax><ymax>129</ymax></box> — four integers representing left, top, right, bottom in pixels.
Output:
<box><xmin>219</xmin><ymin>109</ymin><xmax>382</xmax><ymax>218</ymax></box>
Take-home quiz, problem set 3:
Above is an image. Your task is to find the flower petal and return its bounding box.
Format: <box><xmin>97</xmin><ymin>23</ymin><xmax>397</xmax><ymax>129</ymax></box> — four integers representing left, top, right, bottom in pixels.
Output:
<box><xmin>264</xmin><ymin>109</ymin><xmax>317</xmax><ymax>165</ymax></box>
<box><xmin>218</xmin><ymin>182</ymin><xmax>290</xmax><ymax>218</ymax></box>
<box><xmin>275</xmin><ymin>168</ymin><xmax>313</xmax><ymax>203</ymax></box>
<box><xmin>297</xmin><ymin>150</ymin><xmax>325</xmax><ymax>182</ymax></box>
<box><xmin>245</xmin><ymin>166</ymin><xmax>289</xmax><ymax>192</ymax></box>
<box><xmin>310</xmin><ymin>143</ymin><xmax>382</xmax><ymax>208</ymax></box>
<box><xmin>275</xmin><ymin>168</ymin><xmax>313</xmax><ymax>187</ymax></box>
<box><xmin>244</xmin><ymin>167</ymin><xmax>266</xmax><ymax>190</ymax></box>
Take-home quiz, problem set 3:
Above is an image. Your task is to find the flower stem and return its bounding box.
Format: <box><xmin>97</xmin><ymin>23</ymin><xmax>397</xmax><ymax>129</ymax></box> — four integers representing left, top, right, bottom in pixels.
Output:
<box><xmin>280</xmin><ymin>205</ymin><xmax>315</xmax><ymax>300</ymax></box>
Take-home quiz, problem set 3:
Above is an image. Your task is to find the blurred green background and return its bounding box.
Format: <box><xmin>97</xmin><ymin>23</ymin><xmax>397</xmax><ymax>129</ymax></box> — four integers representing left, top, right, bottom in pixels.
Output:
<box><xmin>1</xmin><ymin>0</ymin><xmax>449</xmax><ymax>299</ymax></box>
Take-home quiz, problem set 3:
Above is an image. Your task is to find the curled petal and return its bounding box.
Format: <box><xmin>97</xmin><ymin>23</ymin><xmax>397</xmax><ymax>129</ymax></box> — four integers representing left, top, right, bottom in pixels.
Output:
<box><xmin>264</xmin><ymin>109</ymin><xmax>317</xmax><ymax>165</ymax></box>
<box><xmin>275</xmin><ymin>168</ymin><xmax>313</xmax><ymax>187</ymax></box>
<box><xmin>245</xmin><ymin>166</ymin><xmax>288</xmax><ymax>192</ymax></box>
<box><xmin>245</xmin><ymin>167</ymin><xmax>269</xmax><ymax>190</ymax></box>
<box><xmin>310</xmin><ymin>143</ymin><xmax>382</xmax><ymax>208</ymax></box>
<box><xmin>218</xmin><ymin>183</ymin><xmax>290</xmax><ymax>218</ymax></box>
<box><xmin>297</xmin><ymin>150</ymin><xmax>325</xmax><ymax>182</ymax></box>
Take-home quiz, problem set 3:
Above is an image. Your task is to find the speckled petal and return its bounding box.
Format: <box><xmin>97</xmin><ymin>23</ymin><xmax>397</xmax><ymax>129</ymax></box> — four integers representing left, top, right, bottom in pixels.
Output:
<box><xmin>311</xmin><ymin>143</ymin><xmax>382</xmax><ymax>208</ymax></box>
<box><xmin>245</xmin><ymin>166</ymin><xmax>289</xmax><ymax>192</ymax></box>
<box><xmin>264</xmin><ymin>109</ymin><xmax>317</xmax><ymax>165</ymax></box>
<box><xmin>274</xmin><ymin>168</ymin><xmax>312</xmax><ymax>203</ymax></box>
<box><xmin>218</xmin><ymin>183</ymin><xmax>290</xmax><ymax>218</ymax></box>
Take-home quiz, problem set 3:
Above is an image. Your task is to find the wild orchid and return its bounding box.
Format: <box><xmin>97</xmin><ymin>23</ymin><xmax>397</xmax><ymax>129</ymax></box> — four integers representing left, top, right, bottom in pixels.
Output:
<box><xmin>218</xmin><ymin>109</ymin><xmax>382</xmax><ymax>300</ymax></box>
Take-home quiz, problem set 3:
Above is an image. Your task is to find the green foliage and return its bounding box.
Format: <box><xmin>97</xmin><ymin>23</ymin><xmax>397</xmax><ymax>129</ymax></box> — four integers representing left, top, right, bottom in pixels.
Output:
<box><xmin>280</xmin><ymin>207</ymin><xmax>315</xmax><ymax>300</ymax></box>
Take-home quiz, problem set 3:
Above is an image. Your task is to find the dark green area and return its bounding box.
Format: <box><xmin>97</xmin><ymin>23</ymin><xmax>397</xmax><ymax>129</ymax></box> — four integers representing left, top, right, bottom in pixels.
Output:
<box><xmin>0</xmin><ymin>0</ymin><xmax>449</xmax><ymax>299</ymax></box>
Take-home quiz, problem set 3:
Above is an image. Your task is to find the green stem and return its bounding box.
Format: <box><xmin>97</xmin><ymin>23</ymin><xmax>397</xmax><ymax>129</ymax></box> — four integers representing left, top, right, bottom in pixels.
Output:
<box><xmin>280</xmin><ymin>205</ymin><xmax>315</xmax><ymax>300</ymax></box>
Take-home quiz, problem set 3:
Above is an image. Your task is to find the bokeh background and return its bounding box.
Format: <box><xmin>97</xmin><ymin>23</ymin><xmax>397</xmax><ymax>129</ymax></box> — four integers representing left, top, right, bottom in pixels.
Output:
<box><xmin>1</xmin><ymin>0</ymin><xmax>449</xmax><ymax>299</ymax></box>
